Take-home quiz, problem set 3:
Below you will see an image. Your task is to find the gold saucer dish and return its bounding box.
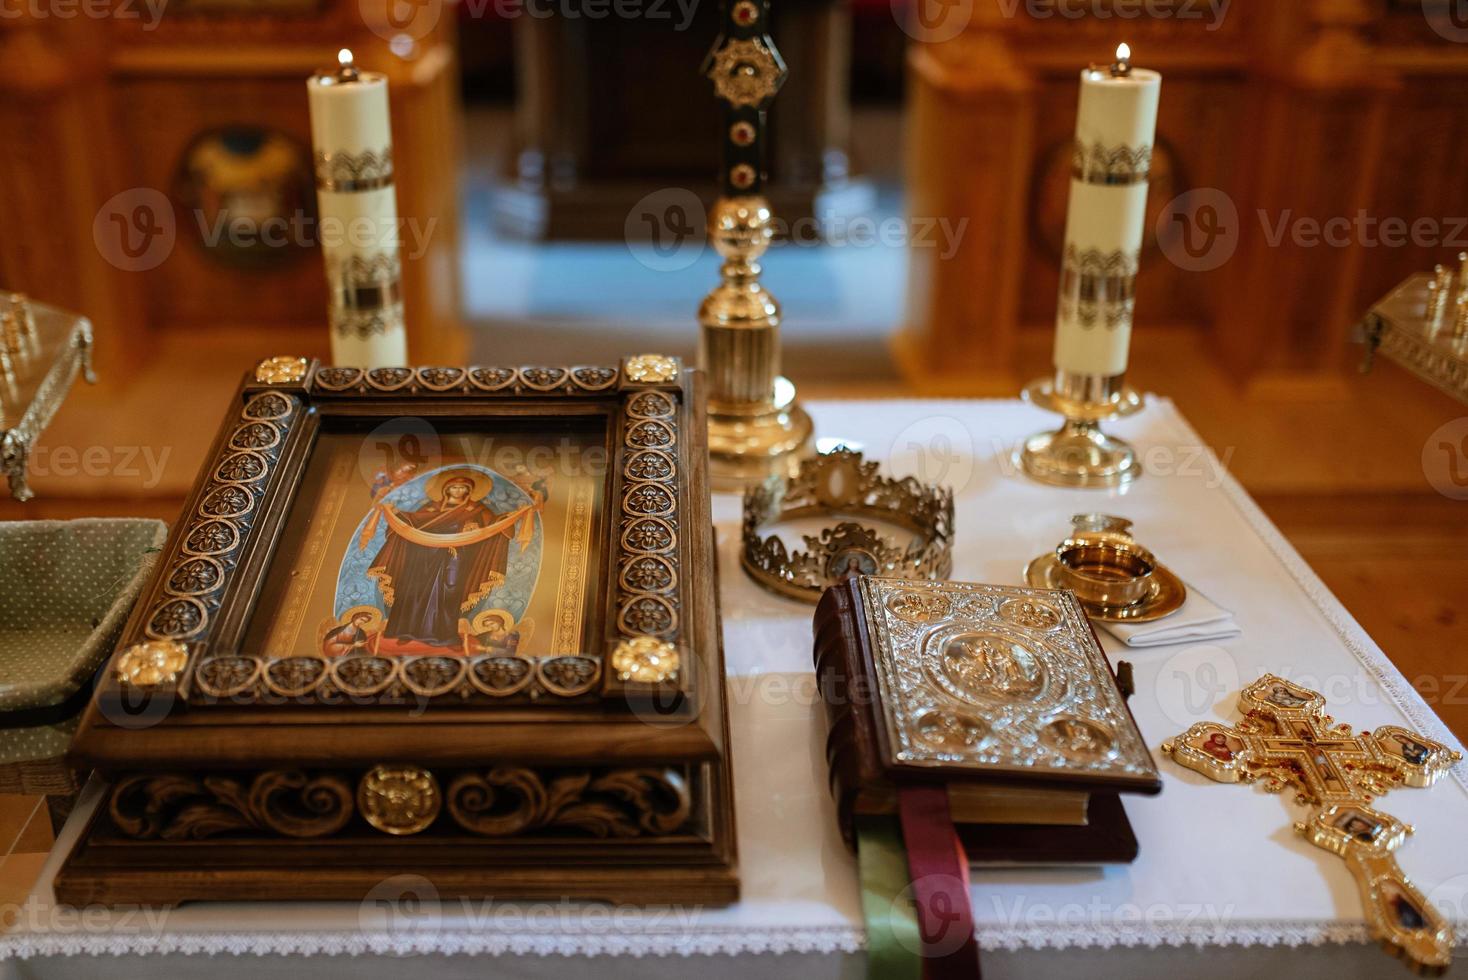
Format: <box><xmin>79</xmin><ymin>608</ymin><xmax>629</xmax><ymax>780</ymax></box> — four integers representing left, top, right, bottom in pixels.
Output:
<box><xmin>1025</xmin><ymin>514</ymin><xmax>1186</xmax><ymax>623</ymax></box>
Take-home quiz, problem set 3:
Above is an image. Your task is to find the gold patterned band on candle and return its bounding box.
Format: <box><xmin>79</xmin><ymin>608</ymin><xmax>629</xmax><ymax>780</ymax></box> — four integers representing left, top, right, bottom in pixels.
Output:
<box><xmin>1058</xmin><ymin>245</ymin><xmax>1139</xmax><ymax>331</ymax></box>
<box><xmin>314</xmin><ymin>147</ymin><xmax>395</xmax><ymax>193</ymax></box>
<box><xmin>1071</xmin><ymin>140</ymin><xmax>1152</xmax><ymax>187</ymax></box>
<box><xmin>327</xmin><ymin>253</ymin><xmax>404</xmax><ymax>340</ymax></box>
<box><xmin>331</xmin><ymin>306</ymin><xmax>405</xmax><ymax>340</ymax></box>
<box><xmin>327</xmin><ymin>254</ymin><xmax>402</xmax><ymax>310</ymax></box>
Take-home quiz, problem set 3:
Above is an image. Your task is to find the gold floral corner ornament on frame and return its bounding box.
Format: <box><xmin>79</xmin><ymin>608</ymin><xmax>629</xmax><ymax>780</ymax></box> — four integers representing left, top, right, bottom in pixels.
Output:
<box><xmin>611</xmin><ymin>636</ymin><xmax>680</xmax><ymax>684</ymax></box>
<box><xmin>624</xmin><ymin>354</ymin><xmax>680</xmax><ymax>385</ymax></box>
<box><xmin>254</xmin><ymin>356</ymin><xmax>309</xmax><ymax>385</ymax></box>
<box><xmin>115</xmin><ymin>640</ymin><xmax>190</xmax><ymax>688</ymax></box>
<box><xmin>1163</xmin><ymin>675</ymin><xmax>1463</xmax><ymax>975</ymax></box>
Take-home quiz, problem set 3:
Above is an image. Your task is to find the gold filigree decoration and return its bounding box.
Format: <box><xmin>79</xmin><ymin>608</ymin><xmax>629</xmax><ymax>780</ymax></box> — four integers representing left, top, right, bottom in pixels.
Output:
<box><xmin>1163</xmin><ymin>675</ymin><xmax>1463</xmax><ymax>974</ymax></box>
<box><xmin>254</xmin><ymin>356</ymin><xmax>309</xmax><ymax>384</ymax></box>
<box><xmin>741</xmin><ymin>447</ymin><xmax>954</xmax><ymax>603</ymax></box>
<box><xmin>706</xmin><ymin>38</ymin><xmax>784</xmax><ymax>108</ymax></box>
<box><xmin>445</xmin><ymin>767</ymin><xmax>691</xmax><ymax>838</ymax></box>
<box><xmin>358</xmin><ymin>765</ymin><xmax>442</xmax><ymax>836</ymax></box>
<box><xmin>611</xmin><ymin>636</ymin><xmax>680</xmax><ymax>684</ymax></box>
<box><xmin>115</xmin><ymin>640</ymin><xmax>190</xmax><ymax>688</ymax></box>
<box><xmin>624</xmin><ymin>354</ymin><xmax>680</xmax><ymax>384</ymax></box>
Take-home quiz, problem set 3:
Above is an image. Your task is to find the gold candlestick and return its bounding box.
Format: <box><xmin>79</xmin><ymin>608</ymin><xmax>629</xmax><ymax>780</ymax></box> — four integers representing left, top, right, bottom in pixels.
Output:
<box><xmin>698</xmin><ymin>198</ymin><xmax>812</xmax><ymax>490</ymax></box>
<box><xmin>698</xmin><ymin>0</ymin><xmax>812</xmax><ymax>491</ymax></box>
<box><xmin>1019</xmin><ymin>370</ymin><xmax>1145</xmax><ymax>489</ymax></box>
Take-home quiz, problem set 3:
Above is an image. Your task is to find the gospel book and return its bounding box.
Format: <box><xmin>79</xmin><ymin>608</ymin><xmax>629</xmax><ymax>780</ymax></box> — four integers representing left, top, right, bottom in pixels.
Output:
<box><xmin>813</xmin><ymin>576</ymin><xmax>1162</xmax><ymax>865</ymax></box>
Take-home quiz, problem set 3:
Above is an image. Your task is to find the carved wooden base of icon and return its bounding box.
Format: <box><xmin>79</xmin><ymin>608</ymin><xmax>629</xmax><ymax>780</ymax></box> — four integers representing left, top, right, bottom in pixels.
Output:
<box><xmin>55</xmin><ymin>763</ymin><xmax>735</xmax><ymax>906</ymax></box>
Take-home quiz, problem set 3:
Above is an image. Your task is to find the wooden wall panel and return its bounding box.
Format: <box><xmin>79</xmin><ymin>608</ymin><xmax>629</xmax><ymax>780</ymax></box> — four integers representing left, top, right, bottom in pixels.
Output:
<box><xmin>0</xmin><ymin>4</ymin><xmax>466</xmax><ymax>371</ymax></box>
<box><xmin>899</xmin><ymin>0</ymin><xmax>1468</xmax><ymax>395</ymax></box>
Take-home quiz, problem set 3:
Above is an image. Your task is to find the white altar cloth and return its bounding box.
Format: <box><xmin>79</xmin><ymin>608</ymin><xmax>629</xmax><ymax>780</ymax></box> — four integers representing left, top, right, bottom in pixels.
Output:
<box><xmin>3</xmin><ymin>398</ymin><xmax>1465</xmax><ymax>980</ymax></box>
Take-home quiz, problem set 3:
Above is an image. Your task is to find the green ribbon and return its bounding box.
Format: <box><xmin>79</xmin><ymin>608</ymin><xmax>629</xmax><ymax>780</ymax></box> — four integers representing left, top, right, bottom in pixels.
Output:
<box><xmin>856</xmin><ymin>815</ymin><xmax>924</xmax><ymax>980</ymax></box>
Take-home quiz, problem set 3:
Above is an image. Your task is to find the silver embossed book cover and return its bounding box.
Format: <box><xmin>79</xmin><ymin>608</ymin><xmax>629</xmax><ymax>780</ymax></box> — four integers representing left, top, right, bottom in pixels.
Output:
<box><xmin>857</xmin><ymin>577</ymin><xmax>1160</xmax><ymax>789</ymax></box>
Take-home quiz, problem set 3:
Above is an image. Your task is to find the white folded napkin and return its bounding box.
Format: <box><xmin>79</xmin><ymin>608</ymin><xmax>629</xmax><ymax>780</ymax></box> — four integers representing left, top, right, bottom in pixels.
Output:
<box><xmin>1097</xmin><ymin>584</ymin><xmax>1240</xmax><ymax>649</ymax></box>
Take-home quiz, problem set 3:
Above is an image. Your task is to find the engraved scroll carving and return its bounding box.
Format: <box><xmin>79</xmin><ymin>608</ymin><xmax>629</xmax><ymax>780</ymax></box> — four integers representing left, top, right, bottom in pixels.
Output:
<box><xmin>446</xmin><ymin>767</ymin><xmax>691</xmax><ymax>838</ymax></box>
<box><xmin>106</xmin><ymin>766</ymin><xmax>694</xmax><ymax>841</ymax></box>
<box><xmin>109</xmin><ymin>771</ymin><xmax>353</xmax><ymax>840</ymax></box>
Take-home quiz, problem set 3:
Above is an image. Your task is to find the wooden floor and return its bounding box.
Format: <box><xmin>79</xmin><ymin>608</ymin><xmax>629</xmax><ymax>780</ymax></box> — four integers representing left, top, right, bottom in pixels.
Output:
<box><xmin>2</xmin><ymin>326</ymin><xmax>1466</xmax><ymax>902</ymax></box>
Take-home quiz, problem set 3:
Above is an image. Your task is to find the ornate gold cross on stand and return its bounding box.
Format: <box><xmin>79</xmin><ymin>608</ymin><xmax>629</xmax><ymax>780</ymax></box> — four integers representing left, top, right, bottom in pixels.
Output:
<box><xmin>1164</xmin><ymin>675</ymin><xmax>1463</xmax><ymax>975</ymax></box>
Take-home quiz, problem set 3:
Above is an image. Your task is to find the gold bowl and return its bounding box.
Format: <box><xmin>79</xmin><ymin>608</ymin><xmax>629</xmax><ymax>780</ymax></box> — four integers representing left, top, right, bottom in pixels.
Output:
<box><xmin>1024</xmin><ymin>515</ymin><xmax>1186</xmax><ymax>624</ymax></box>
<box><xmin>1054</xmin><ymin>535</ymin><xmax>1158</xmax><ymax>608</ymax></box>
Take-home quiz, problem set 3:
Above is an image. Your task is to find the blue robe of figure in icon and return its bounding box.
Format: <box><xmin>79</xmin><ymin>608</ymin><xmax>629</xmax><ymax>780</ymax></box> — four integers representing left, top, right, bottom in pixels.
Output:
<box><xmin>367</xmin><ymin>476</ymin><xmax>511</xmax><ymax>648</ymax></box>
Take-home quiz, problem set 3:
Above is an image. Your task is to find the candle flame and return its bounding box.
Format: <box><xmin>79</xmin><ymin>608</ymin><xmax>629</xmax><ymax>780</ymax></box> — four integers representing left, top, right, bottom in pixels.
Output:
<box><xmin>1116</xmin><ymin>42</ymin><xmax>1131</xmax><ymax>63</ymax></box>
<box><xmin>337</xmin><ymin>48</ymin><xmax>354</xmax><ymax>68</ymax></box>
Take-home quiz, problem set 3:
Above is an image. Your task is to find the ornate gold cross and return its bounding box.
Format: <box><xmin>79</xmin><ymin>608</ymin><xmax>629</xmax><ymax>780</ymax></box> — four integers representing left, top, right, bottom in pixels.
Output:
<box><xmin>1163</xmin><ymin>675</ymin><xmax>1462</xmax><ymax>975</ymax></box>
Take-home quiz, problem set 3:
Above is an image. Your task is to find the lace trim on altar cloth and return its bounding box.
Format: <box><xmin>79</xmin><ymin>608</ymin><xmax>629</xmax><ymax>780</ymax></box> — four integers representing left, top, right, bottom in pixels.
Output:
<box><xmin>7</xmin><ymin>920</ymin><xmax>1468</xmax><ymax>959</ymax></box>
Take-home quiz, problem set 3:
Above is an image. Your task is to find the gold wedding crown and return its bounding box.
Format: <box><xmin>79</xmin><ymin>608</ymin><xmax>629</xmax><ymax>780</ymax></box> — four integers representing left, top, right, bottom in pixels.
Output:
<box><xmin>740</xmin><ymin>448</ymin><xmax>954</xmax><ymax>603</ymax></box>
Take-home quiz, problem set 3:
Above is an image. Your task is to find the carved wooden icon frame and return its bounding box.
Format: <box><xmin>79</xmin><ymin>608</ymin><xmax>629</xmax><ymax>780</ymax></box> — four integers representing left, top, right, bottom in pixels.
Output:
<box><xmin>57</xmin><ymin>358</ymin><xmax>738</xmax><ymax>907</ymax></box>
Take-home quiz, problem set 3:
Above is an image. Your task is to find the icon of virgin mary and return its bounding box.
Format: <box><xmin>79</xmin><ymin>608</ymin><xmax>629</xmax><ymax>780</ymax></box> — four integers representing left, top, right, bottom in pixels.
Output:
<box><xmin>366</xmin><ymin>468</ymin><xmax>540</xmax><ymax>649</ymax></box>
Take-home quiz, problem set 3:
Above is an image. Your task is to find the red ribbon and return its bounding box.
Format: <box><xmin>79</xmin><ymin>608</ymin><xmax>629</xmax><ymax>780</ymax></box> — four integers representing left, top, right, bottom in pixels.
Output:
<box><xmin>897</xmin><ymin>784</ymin><xmax>982</xmax><ymax>980</ymax></box>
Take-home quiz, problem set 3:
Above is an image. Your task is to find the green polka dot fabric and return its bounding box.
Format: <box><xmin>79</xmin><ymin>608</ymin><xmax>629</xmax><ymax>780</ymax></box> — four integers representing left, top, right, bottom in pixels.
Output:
<box><xmin>0</xmin><ymin>716</ymin><xmax>78</xmax><ymax>778</ymax></box>
<box><xmin>0</xmin><ymin>517</ymin><xmax>166</xmax><ymax>721</ymax></box>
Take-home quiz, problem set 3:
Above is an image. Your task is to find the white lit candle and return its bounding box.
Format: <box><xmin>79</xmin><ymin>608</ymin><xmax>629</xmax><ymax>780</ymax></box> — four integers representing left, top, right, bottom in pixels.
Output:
<box><xmin>1053</xmin><ymin>44</ymin><xmax>1161</xmax><ymax>378</ymax></box>
<box><xmin>306</xmin><ymin>49</ymin><xmax>409</xmax><ymax>368</ymax></box>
